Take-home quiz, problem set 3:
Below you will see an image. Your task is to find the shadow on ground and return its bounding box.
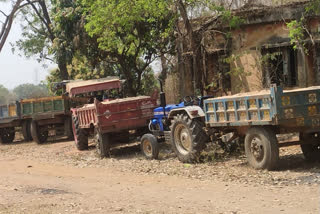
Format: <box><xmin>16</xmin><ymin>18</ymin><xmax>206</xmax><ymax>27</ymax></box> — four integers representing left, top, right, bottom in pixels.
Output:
<box><xmin>277</xmin><ymin>153</ymin><xmax>320</xmax><ymax>171</ymax></box>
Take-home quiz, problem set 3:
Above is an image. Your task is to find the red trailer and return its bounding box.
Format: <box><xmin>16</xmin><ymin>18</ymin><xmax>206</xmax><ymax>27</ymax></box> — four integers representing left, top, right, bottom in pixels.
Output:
<box><xmin>68</xmin><ymin>78</ymin><xmax>157</xmax><ymax>157</ymax></box>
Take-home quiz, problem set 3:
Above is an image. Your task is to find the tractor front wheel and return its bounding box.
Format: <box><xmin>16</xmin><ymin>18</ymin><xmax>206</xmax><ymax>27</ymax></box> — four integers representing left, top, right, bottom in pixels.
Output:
<box><xmin>140</xmin><ymin>134</ymin><xmax>159</xmax><ymax>160</ymax></box>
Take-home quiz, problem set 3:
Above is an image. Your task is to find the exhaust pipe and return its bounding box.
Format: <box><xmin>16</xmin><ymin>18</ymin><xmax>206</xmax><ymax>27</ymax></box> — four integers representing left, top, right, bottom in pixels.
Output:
<box><xmin>158</xmin><ymin>79</ymin><xmax>166</xmax><ymax>115</ymax></box>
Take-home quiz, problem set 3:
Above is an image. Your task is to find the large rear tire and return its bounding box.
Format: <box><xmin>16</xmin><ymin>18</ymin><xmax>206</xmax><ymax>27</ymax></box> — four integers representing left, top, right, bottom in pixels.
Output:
<box><xmin>140</xmin><ymin>134</ymin><xmax>159</xmax><ymax>160</ymax></box>
<box><xmin>300</xmin><ymin>133</ymin><xmax>320</xmax><ymax>162</ymax></box>
<box><xmin>245</xmin><ymin>127</ymin><xmax>279</xmax><ymax>170</ymax></box>
<box><xmin>0</xmin><ymin>127</ymin><xmax>15</xmax><ymax>144</ymax></box>
<box><xmin>170</xmin><ymin>114</ymin><xmax>207</xmax><ymax>163</ymax></box>
<box><xmin>72</xmin><ymin>115</ymin><xmax>88</xmax><ymax>150</ymax></box>
<box><xmin>30</xmin><ymin>121</ymin><xmax>48</xmax><ymax>144</ymax></box>
<box><xmin>95</xmin><ymin>129</ymin><xmax>111</xmax><ymax>158</ymax></box>
<box><xmin>64</xmin><ymin>117</ymin><xmax>74</xmax><ymax>140</ymax></box>
<box><xmin>22</xmin><ymin>120</ymin><xmax>32</xmax><ymax>141</ymax></box>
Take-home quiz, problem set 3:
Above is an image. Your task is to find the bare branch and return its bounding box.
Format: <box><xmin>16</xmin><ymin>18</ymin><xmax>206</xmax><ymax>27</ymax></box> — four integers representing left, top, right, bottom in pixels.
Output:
<box><xmin>26</xmin><ymin>0</ymin><xmax>54</xmax><ymax>41</ymax></box>
<box><xmin>0</xmin><ymin>0</ymin><xmax>24</xmax><ymax>52</ymax></box>
<box><xmin>43</xmin><ymin>56</ymin><xmax>55</xmax><ymax>62</ymax></box>
<box><xmin>0</xmin><ymin>16</ymin><xmax>9</xmax><ymax>39</ymax></box>
<box><xmin>18</xmin><ymin>0</ymin><xmax>40</xmax><ymax>10</ymax></box>
<box><xmin>0</xmin><ymin>10</ymin><xmax>8</xmax><ymax>17</ymax></box>
<box><xmin>303</xmin><ymin>25</ymin><xmax>315</xmax><ymax>46</ymax></box>
<box><xmin>23</xmin><ymin>16</ymin><xmax>48</xmax><ymax>37</ymax></box>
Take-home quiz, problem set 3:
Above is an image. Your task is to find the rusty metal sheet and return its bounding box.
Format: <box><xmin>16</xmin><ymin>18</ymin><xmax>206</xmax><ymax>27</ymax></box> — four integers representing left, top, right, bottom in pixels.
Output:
<box><xmin>66</xmin><ymin>78</ymin><xmax>121</xmax><ymax>97</ymax></box>
<box><xmin>76</xmin><ymin>96</ymin><xmax>156</xmax><ymax>132</ymax></box>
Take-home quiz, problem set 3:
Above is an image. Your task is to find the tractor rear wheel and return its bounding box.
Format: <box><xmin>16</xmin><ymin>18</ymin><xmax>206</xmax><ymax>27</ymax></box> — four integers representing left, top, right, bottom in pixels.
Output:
<box><xmin>22</xmin><ymin>120</ymin><xmax>32</xmax><ymax>141</ymax></box>
<box><xmin>140</xmin><ymin>134</ymin><xmax>159</xmax><ymax>159</ymax></box>
<box><xmin>0</xmin><ymin>127</ymin><xmax>15</xmax><ymax>144</ymax></box>
<box><xmin>170</xmin><ymin>114</ymin><xmax>207</xmax><ymax>163</ymax></box>
<box><xmin>72</xmin><ymin>115</ymin><xmax>88</xmax><ymax>150</ymax></box>
<box><xmin>95</xmin><ymin>129</ymin><xmax>111</xmax><ymax>158</ymax></box>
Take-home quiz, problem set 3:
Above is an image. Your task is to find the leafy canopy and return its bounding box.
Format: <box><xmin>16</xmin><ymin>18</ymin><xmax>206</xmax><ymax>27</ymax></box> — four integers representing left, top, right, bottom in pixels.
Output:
<box><xmin>81</xmin><ymin>0</ymin><xmax>175</xmax><ymax>95</ymax></box>
<box><xmin>82</xmin><ymin>0</ymin><xmax>174</xmax><ymax>56</ymax></box>
<box><xmin>13</xmin><ymin>83</ymin><xmax>49</xmax><ymax>100</ymax></box>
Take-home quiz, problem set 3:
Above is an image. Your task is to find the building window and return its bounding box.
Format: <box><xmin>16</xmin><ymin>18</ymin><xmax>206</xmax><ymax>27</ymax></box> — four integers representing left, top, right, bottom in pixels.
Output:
<box><xmin>262</xmin><ymin>47</ymin><xmax>297</xmax><ymax>87</ymax></box>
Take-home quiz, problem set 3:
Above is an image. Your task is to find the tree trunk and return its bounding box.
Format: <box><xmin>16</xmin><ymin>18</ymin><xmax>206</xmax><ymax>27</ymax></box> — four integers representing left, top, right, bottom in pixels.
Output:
<box><xmin>160</xmin><ymin>52</ymin><xmax>168</xmax><ymax>84</ymax></box>
<box><xmin>177</xmin><ymin>0</ymin><xmax>199</xmax><ymax>94</ymax></box>
<box><xmin>119</xmin><ymin>61</ymin><xmax>137</xmax><ymax>96</ymax></box>
<box><xmin>58</xmin><ymin>61</ymin><xmax>69</xmax><ymax>80</ymax></box>
<box><xmin>125</xmin><ymin>78</ymin><xmax>137</xmax><ymax>97</ymax></box>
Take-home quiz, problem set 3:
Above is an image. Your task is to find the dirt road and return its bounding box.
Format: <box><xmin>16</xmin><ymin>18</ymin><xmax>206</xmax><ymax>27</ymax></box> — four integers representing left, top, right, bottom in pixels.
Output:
<box><xmin>0</xmin><ymin>138</ymin><xmax>319</xmax><ymax>214</ymax></box>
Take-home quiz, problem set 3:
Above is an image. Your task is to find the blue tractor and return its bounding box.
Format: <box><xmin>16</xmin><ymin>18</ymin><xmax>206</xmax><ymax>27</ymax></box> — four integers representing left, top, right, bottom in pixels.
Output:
<box><xmin>140</xmin><ymin>80</ymin><xmax>211</xmax><ymax>162</ymax></box>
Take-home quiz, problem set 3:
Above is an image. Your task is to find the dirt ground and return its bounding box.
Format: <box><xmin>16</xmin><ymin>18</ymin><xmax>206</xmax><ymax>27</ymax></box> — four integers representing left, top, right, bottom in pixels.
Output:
<box><xmin>0</xmin><ymin>135</ymin><xmax>319</xmax><ymax>214</ymax></box>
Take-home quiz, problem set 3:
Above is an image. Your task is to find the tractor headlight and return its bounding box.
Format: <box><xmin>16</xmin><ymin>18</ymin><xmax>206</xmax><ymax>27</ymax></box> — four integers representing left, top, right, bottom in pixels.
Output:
<box><xmin>151</xmin><ymin>119</ymin><xmax>158</xmax><ymax>125</ymax></box>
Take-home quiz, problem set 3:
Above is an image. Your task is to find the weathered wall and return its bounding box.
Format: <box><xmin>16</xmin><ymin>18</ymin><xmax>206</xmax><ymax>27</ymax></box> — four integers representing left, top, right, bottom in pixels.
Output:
<box><xmin>229</xmin><ymin>22</ymin><xmax>289</xmax><ymax>93</ymax></box>
<box><xmin>229</xmin><ymin>19</ymin><xmax>320</xmax><ymax>93</ymax></box>
<box><xmin>174</xmin><ymin>3</ymin><xmax>320</xmax><ymax>97</ymax></box>
<box><xmin>230</xmin><ymin>50</ymin><xmax>264</xmax><ymax>93</ymax></box>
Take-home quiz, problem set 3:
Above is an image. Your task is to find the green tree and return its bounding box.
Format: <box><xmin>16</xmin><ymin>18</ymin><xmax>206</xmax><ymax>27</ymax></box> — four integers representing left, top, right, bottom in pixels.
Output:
<box><xmin>0</xmin><ymin>0</ymin><xmax>43</xmax><ymax>52</ymax></box>
<box><xmin>13</xmin><ymin>83</ymin><xmax>49</xmax><ymax>99</ymax></box>
<box><xmin>0</xmin><ymin>85</ymin><xmax>11</xmax><ymax>104</ymax></box>
<box><xmin>81</xmin><ymin>0</ymin><xmax>175</xmax><ymax>96</ymax></box>
<box><xmin>15</xmin><ymin>0</ymin><xmax>71</xmax><ymax>80</ymax></box>
<box><xmin>51</xmin><ymin>0</ymin><xmax>120</xmax><ymax>81</ymax></box>
<box><xmin>286</xmin><ymin>0</ymin><xmax>320</xmax><ymax>51</ymax></box>
<box><xmin>17</xmin><ymin>0</ymin><xmax>122</xmax><ymax>85</ymax></box>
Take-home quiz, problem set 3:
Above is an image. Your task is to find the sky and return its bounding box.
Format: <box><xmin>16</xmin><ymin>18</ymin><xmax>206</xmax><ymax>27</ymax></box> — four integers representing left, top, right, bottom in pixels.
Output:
<box><xmin>0</xmin><ymin>2</ymin><xmax>55</xmax><ymax>90</ymax></box>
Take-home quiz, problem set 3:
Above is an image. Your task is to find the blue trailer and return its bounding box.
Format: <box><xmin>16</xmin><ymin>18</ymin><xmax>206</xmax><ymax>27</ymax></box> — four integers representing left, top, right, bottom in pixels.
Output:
<box><xmin>0</xmin><ymin>102</ymin><xmax>21</xmax><ymax>143</ymax></box>
<box><xmin>204</xmin><ymin>85</ymin><xmax>320</xmax><ymax>131</ymax></box>
<box><xmin>142</xmin><ymin>83</ymin><xmax>320</xmax><ymax>170</ymax></box>
<box><xmin>196</xmin><ymin>85</ymin><xmax>320</xmax><ymax>170</ymax></box>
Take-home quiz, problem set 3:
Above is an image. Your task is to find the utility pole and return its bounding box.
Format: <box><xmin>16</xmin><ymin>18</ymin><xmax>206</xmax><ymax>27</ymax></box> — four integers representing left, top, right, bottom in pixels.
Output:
<box><xmin>34</xmin><ymin>68</ymin><xmax>39</xmax><ymax>84</ymax></box>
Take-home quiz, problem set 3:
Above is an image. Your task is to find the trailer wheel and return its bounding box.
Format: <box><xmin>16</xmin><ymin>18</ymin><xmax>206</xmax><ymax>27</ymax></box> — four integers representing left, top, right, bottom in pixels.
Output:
<box><xmin>0</xmin><ymin>127</ymin><xmax>15</xmax><ymax>144</ymax></box>
<box><xmin>72</xmin><ymin>115</ymin><xmax>88</xmax><ymax>150</ymax></box>
<box><xmin>140</xmin><ymin>134</ymin><xmax>159</xmax><ymax>159</ymax></box>
<box><xmin>245</xmin><ymin>127</ymin><xmax>279</xmax><ymax>170</ymax></box>
<box><xmin>22</xmin><ymin>120</ymin><xmax>32</xmax><ymax>141</ymax></box>
<box><xmin>95</xmin><ymin>130</ymin><xmax>110</xmax><ymax>158</ymax></box>
<box><xmin>30</xmin><ymin>121</ymin><xmax>48</xmax><ymax>144</ymax></box>
<box><xmin>170</xmin><ymin>114</ymin><xmax>207</xmax><ymax>163</ymax></box>
<box><xmin>64</xmin><ymin>117</ymin><xmax>74</xmax><ymax>140</ymax></box>
<box><xmin>300</xmin><ymin>133</ymin><xmax>320</xmax><ymax>162</ymax></box>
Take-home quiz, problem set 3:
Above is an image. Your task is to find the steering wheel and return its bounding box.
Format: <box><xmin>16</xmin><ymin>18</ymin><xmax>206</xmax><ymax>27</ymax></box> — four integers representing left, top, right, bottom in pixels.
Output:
<box><xmin>183</xmin><ymin>96</ymin><xmax>194</xmax><ymax>106</ymax></box>
<box><xmin>183</xmin><ymin>95</ymin><xmax>193</xmax><ymax>103</ymax></box>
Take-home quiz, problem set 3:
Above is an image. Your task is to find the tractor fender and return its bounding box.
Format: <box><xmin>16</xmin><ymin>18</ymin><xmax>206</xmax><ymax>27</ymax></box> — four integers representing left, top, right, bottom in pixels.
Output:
<box><xmin>168</xmin><ymin>106</ymin><xmax>205</xmax><ymax>120</ymax></box>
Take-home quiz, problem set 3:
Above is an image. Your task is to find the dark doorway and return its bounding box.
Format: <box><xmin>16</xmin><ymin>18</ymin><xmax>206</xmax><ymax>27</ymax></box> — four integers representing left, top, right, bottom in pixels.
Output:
<box><xmin>262</xmin><ymin>46</ymin><xmax>297</xmax><ymax>87</ymax></box>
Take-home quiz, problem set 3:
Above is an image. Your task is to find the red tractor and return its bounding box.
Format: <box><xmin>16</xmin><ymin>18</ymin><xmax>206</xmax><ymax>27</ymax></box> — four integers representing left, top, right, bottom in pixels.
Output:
<box><xmin>67</xmin><ymin>78</ymin><xmax>157</xmax><ymax>157</ymax></box>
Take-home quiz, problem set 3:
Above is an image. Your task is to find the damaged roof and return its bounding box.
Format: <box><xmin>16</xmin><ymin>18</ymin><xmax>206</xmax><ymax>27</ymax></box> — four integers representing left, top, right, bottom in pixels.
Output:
<box><xmin>192</xmin><ymin>0</ymin><xmax>314</xmax><ymax>32</ymax></box>
<box><xmin>66</xmin><ymin>77</ymin><xmax>121</xmax><ymax>97</ymax></box>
